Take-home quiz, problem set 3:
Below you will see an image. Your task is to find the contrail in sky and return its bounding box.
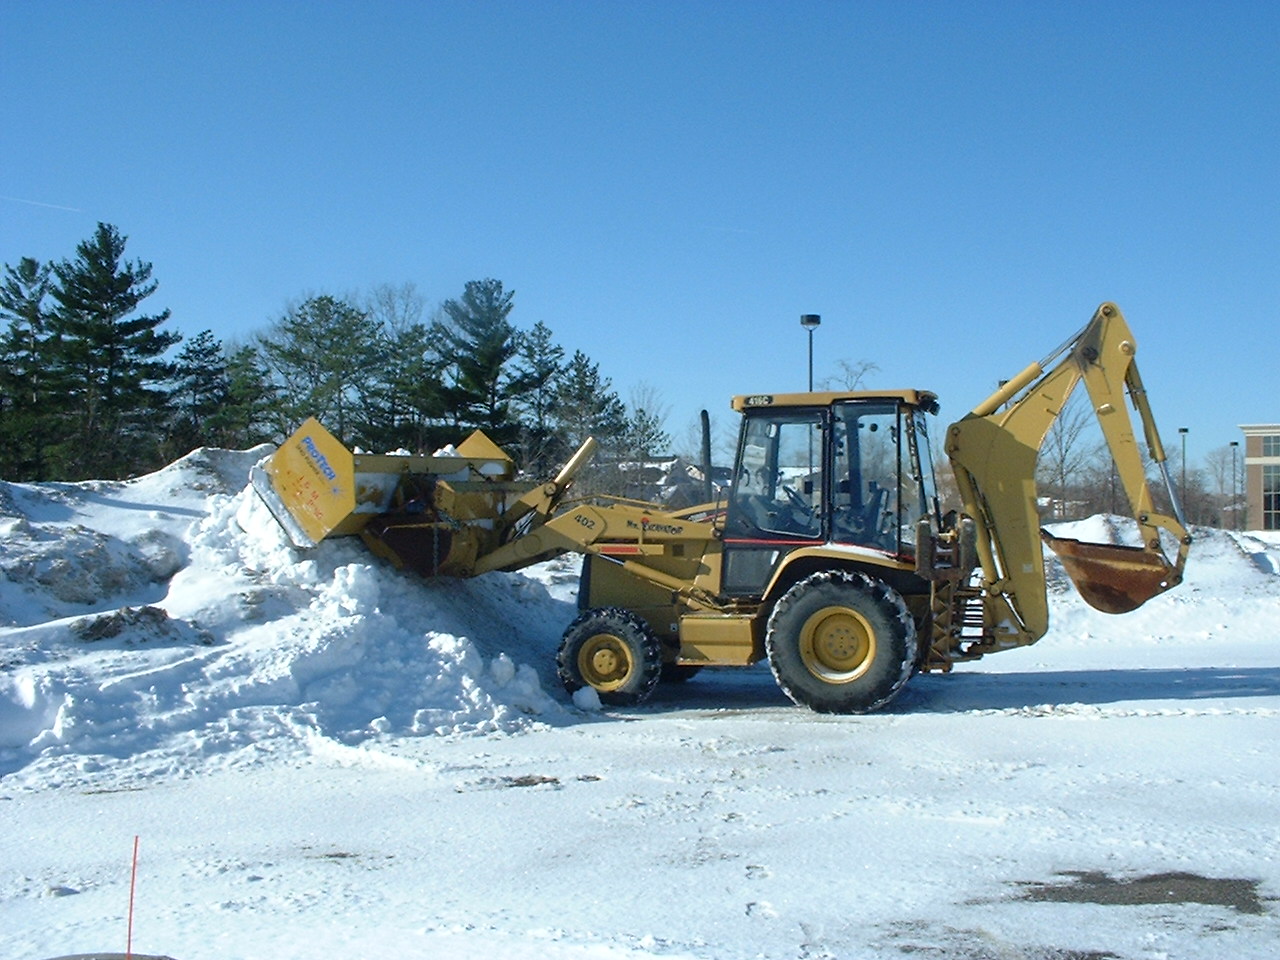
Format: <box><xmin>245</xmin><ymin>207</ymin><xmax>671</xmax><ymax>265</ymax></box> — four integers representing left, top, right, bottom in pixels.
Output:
<box><xmin>0</xmin><ymin>195</ymin><xmax>83</xmax><ymax>213</ymax></box>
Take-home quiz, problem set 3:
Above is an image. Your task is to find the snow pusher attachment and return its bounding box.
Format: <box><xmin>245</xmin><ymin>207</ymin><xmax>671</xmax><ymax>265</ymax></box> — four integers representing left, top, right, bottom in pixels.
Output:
<box><xmin>945</xmin><ymin>302</ymin><xmax>1190</xmax><ymax>647</ymax></box>
<box><xmin>250</xmin><ymin>418</ymin><xmax>596</xmax><ymax>577</ymax></box>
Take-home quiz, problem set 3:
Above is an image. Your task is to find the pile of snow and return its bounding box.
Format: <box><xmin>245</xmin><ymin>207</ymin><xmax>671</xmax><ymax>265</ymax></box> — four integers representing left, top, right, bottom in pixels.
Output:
<box><xmin>0</xmin><ymin>448</ymin><xmax>584</xmax><ymax>788</ymax></box>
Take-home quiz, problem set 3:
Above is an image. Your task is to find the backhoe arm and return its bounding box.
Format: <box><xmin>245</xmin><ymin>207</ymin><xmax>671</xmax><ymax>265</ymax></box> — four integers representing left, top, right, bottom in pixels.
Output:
<box><xmin>944</xmin><ymin>302</ymin><xmax>1190</xmax><ymax>650</ymax></box>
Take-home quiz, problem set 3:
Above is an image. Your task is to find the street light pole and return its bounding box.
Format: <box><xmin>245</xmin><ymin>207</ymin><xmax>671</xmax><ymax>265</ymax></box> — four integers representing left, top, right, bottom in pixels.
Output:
<box><xmin>1178</xmin><ymin>427</ymin><xmax>1189</xmax><ymax>510</ymax></box>
<box><xmin>800</xmin><ymin>314</ymin><xmax>822</xmax><ymax>483</ymax></box>
<box><xmin>800</xmin><ymin>314</ymin><xmax>821</xmax><ymax>391</ymax></box>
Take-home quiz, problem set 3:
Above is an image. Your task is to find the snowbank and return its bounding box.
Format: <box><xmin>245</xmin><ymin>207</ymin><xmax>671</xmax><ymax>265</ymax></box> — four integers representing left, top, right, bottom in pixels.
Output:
<box><xmin>0</xmin><ymin>449</ymin><xmax>582</xmax><ymax>787</ymax></box>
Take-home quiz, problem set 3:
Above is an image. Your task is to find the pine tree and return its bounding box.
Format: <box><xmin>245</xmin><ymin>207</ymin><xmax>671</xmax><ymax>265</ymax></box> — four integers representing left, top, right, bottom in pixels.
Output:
<box><xmin>624</xmin><ymin>406</ymin><xmax>671</xmax><ymax>461</ymax></box>
<box><xmin>434</xmin><ymin>278</ymin><xmax>524</xmax><ymax>440</ymax></box>
<box><xmin>553</xmin><ymin>350</ymin><xmax>629</xmax><ymax>494</ymax></box>
<box><xmin>257</xmin><ymin>294</ymin><xmax>384</xmax><ymax>447</ymax></box>
<box><xmin>167</xmin><ymin>330</ymin><xmax>230</xmax><ymax>455</ymax></box>
<box><xmin>369</xmin><ymin>319</ymin><xmax>446</xmax><ymax>453</ymax></box>
<box><xmin>623</xmin><ymin>382</ymin><xmax>672</xmax><ymax>461</ymax></box>
<box><xmin>0</xmin><ymin>257</ymin><xmax>54</xmax><ymax>479</ymax></box>
<box><xmin>510</xmin><ymin>320</ymin><xmax>566</xmax><ymax>476</ymax></box>
<box><xmin>554</xmin><ymin>350</ymin><xmax>628</xmax><ymax>448</ymax></box>
<box><xmin>208</xmin><ymin>345</ymin><xmax>278</xmax><ymax>449</ymax></box>
<box><xmin>47</xmin><ymin>223</ymin><xmax>181</xmax><ymax>479</ymax></box>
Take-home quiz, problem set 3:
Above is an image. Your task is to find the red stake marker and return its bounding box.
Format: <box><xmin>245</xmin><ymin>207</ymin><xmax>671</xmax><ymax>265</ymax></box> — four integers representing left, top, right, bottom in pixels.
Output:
<box><xmin>127</xmin><ymin>835</ymin><xmax>140</xmax><ymax>960</ymax></box>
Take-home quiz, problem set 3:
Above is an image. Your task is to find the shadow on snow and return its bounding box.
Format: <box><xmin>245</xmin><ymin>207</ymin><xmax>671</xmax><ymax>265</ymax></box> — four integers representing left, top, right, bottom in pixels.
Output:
<box><xmin>617</xmin><ymin>664</ymin><xmax>1280</xmax><ymax>716</ymax></box>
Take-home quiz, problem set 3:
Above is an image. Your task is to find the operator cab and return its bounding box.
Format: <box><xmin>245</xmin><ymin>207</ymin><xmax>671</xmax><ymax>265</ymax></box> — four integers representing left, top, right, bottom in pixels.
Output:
<box><xmin>721</xmin><ymin>391</ymin><xmax>941</xmax><ymax>597</ymax></box>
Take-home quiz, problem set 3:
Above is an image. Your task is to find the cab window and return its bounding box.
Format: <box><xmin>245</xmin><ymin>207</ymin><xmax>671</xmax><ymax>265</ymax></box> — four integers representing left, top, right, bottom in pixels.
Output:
<box><xmin>831</xmin><ymin>403</ymin><xmax>900</xmax><ymax>550</ymax></box>
<box><xmin>727</xmin><ymin>411</ymin><xmax>823</xmax><ymax>539</ymax></box>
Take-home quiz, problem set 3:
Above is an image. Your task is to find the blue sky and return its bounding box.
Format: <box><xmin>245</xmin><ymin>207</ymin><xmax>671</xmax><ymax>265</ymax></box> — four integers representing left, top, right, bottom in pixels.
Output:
<box><xmin>2</xmin><ymin>1</ymin><xmax>1276</xmax><ymax>465</ymax></box>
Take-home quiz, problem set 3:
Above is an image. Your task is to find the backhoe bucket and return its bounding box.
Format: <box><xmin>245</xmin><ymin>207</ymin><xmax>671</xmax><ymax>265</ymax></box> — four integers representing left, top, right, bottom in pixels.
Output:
<box><xmin>1041</xmin><ymin>530</ymin><xmax>1180</xmax><ymax>614</ymax></box>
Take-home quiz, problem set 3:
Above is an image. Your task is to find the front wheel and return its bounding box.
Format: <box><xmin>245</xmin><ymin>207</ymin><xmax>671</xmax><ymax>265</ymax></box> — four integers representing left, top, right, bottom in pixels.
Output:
<box><xmin>766</xmin><ymin>570</ymin><xmax>917</xmax><ymax>713</ymax></box>
<box><xmin>557</xmin><ymin>607</ymin><xmax>663</xmax><ymax>706</ymax></box>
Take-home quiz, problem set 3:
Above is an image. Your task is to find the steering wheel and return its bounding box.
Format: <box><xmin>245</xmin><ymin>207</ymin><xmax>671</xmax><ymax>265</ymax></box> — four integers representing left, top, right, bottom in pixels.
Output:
<box><xmin>781</xmin><ymin>485</ymin><xmax>816</xmax><ymax>525</ymax></box>
<box><xmin>781</xmin><ymin>484</ymin><xmax>805</xmax><ymax>508</ymax></box>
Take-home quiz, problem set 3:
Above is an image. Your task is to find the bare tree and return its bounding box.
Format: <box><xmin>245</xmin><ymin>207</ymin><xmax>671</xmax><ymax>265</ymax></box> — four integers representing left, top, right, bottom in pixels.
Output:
<box><xmin>821</xmin><ymin>359</ymin><xmax>879</xmax><ymax>391</ymax></box>
<box><xmin>360</xmin><ymin>283</ymin><xmax>443</xmax><ymax>452</ymax></box>
<box><xmin>365</xmin><ymin>281</ymin><xmax>428</xmax><ymax>331</ymax></box>
<box><xmin>676</xmin><ymin>409</ymin><xmax>736</xmax><ymax>467</ymax></box>
<box><xmin>1180</xmin><ymin>466</ymin><xmax>1214</xmax><ymax>527</ymax></box>
<box><xmin>1201</xmin><ymin>444</ymin><xmax>1242</xmax><ymax>528</ymax></box>
<box><xmin>930</xmin><ymin>437</ymin><xmax>963</xmax><ymax>517</ymax></box>
<box><xmin>1036</xmin><ymin>392</ymin><xmax>1099</xmax><ymax>520</ymax></box>
<box><xmin>625</xmin><ymin>382</ymin><xmax>672</xmax><ymax>457</ymax></box>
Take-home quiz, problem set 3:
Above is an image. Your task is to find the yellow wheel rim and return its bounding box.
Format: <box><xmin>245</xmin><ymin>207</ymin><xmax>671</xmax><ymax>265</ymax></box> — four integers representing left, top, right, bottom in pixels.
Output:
<box><xmin>577</xmin><ymin>633</ymin><xmax>635</xmax><ymax>691</ymax></box>
<box><xmin>798</xmin><ymin>604</ymin><xmax>876</xmax><ymax>683</ymax></box>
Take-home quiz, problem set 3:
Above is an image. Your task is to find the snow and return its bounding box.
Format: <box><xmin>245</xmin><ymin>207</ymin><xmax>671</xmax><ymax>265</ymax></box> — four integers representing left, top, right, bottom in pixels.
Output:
<box><xmin>1</xmin><ymin>448</ymin><xmax>1278</xmax><ymax>960</ymax></box>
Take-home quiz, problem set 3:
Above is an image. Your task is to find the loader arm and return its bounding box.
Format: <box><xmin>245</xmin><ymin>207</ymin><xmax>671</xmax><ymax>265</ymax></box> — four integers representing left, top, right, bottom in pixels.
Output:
<box><xmin>472</xmin><ymin>498</ymin><xmax>724</xmax><ymax>611</ymax></box>
<box><xmin>944</xmin><ymin>302</ymin><xmax>1190</xmax><ymax>651</ymax></box>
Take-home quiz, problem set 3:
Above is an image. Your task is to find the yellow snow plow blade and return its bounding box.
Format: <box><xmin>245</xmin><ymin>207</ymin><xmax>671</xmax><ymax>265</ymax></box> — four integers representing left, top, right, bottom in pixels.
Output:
<box><xmin>250</xmin><ymin>418</ymin><xmax>517</xmax><ymax>549</ymax></box>
<box><xmin>250</xmin><ymin>418</ymin><xmax>365</xmax><ymax>546</ymax></box>
<box><xmin>250</xmin><ymin>418</ymin><xmax>599</xmax><ymax>578</ymax></box>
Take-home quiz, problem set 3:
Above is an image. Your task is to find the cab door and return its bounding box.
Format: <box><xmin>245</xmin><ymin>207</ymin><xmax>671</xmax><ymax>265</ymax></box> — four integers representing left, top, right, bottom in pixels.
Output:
<box><xmin>829</xmin><ymin>400</ymin><xmax>935</xmax><ymax>557</ymax></box>
<box><xmin>722</xmin><ymin>408</ymin><xmax>826</xmax><ymax>597</ymax></box>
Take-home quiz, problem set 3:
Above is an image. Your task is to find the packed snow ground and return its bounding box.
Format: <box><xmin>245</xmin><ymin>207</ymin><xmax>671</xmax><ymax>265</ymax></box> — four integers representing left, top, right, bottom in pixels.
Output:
<box><xmin>1</xmin><ymin>448</ymin><xmax>1278</xmax><ymax>960</ymax></box>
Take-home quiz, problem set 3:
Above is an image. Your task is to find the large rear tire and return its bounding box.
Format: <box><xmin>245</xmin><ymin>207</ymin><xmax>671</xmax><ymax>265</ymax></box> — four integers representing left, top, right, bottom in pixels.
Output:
<box><xmin>557</xmin><ymin>607</ymin><xmax>663</xmax><ymax>706</ymax></box>
<box><xmin>766</xmin><ymin>570</ymin><xmax>916</xmax><ymax>713</ymax></box>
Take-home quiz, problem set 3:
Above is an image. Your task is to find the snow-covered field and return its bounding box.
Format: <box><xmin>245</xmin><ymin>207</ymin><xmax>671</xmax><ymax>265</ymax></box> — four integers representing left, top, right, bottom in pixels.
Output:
<box><xmin>1</xmin><ymin>449</ymin><xmax>1277</xmax><ymax>960</ymax></box>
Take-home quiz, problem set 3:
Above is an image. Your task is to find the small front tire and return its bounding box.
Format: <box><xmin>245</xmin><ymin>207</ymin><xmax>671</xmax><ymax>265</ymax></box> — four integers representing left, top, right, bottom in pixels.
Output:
<box><xmin>557</xmin><ymin>607</ymin><xmax>663</xmax><ymax>706</ymax></box>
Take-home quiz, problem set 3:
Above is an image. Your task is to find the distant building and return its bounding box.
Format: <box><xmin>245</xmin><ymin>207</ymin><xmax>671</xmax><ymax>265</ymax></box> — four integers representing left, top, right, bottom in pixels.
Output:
<box><xmin>616</xmin><ymin>457</ymin><xmax>732</xmax><ymax>509</ymax></box>
<box><xmin>1240</xmin><ymin>424</ymin><xmax>1280</xmax><ymax>530</ymax></box>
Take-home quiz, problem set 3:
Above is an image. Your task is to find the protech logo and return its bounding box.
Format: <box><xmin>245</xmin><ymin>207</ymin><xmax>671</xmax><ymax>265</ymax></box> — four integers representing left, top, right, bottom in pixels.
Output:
<box><xmin>301</xmin><ymin>435</ymin><xmax>338</xmax><ymax>482</ymax></box>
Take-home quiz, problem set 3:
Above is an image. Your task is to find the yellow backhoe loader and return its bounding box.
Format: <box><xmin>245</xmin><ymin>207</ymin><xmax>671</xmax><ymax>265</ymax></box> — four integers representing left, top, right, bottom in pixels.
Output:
<box><xmin>250</xmin><ymin>302</ymin><xmax>1189</xmax><ymax>713</ymax></box>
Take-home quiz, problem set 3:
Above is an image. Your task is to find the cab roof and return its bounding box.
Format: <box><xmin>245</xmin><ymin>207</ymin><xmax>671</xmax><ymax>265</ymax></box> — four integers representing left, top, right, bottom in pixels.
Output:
<box><xmin>731</xmin><ymin>389</ymin><xmax>939</xmax><ymax>414</ymax></box>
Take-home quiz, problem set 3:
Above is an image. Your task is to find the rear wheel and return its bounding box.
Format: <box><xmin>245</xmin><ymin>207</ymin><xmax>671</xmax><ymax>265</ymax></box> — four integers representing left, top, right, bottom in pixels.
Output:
<box><xmin>557</xmin><ymin>607</ymin><xmax>663</xmax><ymax>706</ymax></box>
<box><xmin>766</xmin><ymin>570</ymin><xmax>916</xmax><ymax>713</ymax></box>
